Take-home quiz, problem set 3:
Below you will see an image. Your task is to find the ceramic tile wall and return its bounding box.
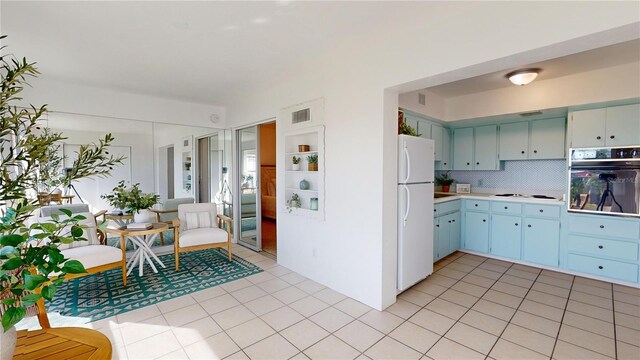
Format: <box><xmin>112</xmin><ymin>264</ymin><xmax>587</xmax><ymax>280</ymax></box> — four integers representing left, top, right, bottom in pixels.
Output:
<box><xmin>442</xmin><ymin>160</ymin><xmax>567</xmax><ymax>193</ymax></box>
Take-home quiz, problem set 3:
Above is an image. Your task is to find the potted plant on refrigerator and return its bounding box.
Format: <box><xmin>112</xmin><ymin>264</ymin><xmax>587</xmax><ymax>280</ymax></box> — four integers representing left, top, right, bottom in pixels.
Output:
<box><xmin>435</xmin><ymin>171</ymin><xmax>455</xmax><ymax>192</ymax></box>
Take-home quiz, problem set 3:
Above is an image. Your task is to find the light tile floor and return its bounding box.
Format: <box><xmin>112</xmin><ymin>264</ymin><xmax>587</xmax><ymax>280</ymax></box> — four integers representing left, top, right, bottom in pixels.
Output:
<box><xmin>79</xmin><ymin>246</ymin><xmax>639</xmax><ymax>359</ymax></box>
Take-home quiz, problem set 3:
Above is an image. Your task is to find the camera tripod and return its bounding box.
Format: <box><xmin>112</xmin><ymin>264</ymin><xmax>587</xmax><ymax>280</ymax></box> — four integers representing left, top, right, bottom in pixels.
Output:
<box><xmin>66</xmin><ymin>183</ymin><xmax>86</xmax><ymax>204</ymax></box>
<box><xmin>596</xmin><ymin>179</ymin><xmax>623</xmax><ymax>212</ymax></box>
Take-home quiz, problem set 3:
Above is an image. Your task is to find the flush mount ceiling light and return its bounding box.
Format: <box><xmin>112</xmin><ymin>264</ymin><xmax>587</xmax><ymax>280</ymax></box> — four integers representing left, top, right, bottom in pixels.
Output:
<box><xmin>506</xmin><ymin>68</ymin><xmax>541</xmax><ymax>86</ymax></box>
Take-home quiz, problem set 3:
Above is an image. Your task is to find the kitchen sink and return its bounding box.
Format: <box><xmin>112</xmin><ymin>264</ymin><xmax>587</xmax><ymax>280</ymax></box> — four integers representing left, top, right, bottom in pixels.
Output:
<box><xmin>434</xmin><ymin>193</ymin><xmax>457</xmax><ymax>198</ymax></box>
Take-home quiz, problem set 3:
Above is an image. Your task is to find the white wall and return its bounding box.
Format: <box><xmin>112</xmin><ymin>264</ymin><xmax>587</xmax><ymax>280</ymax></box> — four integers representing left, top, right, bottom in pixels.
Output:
<box><xmin>22</xmin><ymin>76</ymin><xmax>226</xmax><ymax>129</ymax></box>
<box><xmin>223</xmin><ymin>3</ymin><xmax>640</xmax><ymax>310</ymax></box>
<box><xmin>401</xmin><ymin>61</ymin><xmax>640</xmax><ymax>121</ymax></box>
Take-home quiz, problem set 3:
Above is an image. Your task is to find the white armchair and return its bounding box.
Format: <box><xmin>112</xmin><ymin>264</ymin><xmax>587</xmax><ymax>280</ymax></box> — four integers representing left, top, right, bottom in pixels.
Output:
<box><xmin>148</xmin><ymin>197</ymin><xmax>195</xmax><ymax>245</ymax></box>
<box><xmin>37</xmin><ymin>211</ymin><xmax>127</xmax><ymax>285</ymax></box>
<box><xmin>173</xmin><ymin>203</ymin><xmax>232</xmax><ymax>270</ymax></box>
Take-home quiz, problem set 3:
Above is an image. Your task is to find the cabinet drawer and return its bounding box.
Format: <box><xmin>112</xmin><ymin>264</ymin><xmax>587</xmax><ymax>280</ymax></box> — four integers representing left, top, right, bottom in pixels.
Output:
<box><xmin>567</xmin><ymin>254</ymin><xmax>638</xmax><ymax>283</ymax></box>
<box><xmin>568</xmin><ymin>235</ymin><xmax>638</xmax><ymax>261</ymax></box>
<box><xmin>524</xmin><ymin>204</ymin><xmax>560</xmax><ymax>219</ymax></box>
<box><xmin>434</xmin><ymin>200</ymin><xmax>461</xmax><ymax>217</ymax></box>
<box><xmin>491</xmin><ymin>202</ymin><xmax>523</xmax><ymax>215</ymax></box>
<box><xmin>466</xmin><ymin>200</ymin><xmax>489</xmax><ymax>211</ymax></box>
<box><xmin>569</xmin><ymin>215</ymin><xmax>640</xmax><ymax>240</ymax></box>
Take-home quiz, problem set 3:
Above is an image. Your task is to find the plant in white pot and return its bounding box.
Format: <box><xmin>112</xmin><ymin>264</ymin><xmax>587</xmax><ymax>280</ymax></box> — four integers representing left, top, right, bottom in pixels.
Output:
<box><xmin>1</xmin><ymin>35</ymin><xmax>124</xmax><ymax>358</ymax></box>
<box><xmin>292</xmin><ymin>156</ymin><xmax>301</xmax><ymax>171</ymax></box>
<box><xmin>101</xmin><ymin>181</ymin><xmax>159</xmax><ymax>223</ymax></box>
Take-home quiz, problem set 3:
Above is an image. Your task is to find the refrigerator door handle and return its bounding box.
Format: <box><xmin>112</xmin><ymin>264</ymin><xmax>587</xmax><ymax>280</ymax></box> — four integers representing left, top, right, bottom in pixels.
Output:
<box><xmin>403</xmin><ymin>185</ymin><xmax>411</xmax><ymax>224</ymax></box>
<box><xmin>403</xmin><ymin>145</ymin><xmax>411</xmax><ymax>183</ymax></box>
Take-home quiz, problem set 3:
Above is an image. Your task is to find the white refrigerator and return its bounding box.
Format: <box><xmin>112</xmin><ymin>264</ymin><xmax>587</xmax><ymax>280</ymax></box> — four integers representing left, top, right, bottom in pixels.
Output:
<box><xmin>397</xmin><ymin>134</ymin><xmax>434</xmax><ymax>292</ymax></box>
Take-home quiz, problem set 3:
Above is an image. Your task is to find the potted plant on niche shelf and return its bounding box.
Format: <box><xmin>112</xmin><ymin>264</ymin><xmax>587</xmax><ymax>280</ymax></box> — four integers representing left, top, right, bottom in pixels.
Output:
<box><xmin>307</xmin><ymin>154</ymin><xmax>318</xmax><ymax>171</ymax></box>
<box><xmin>292</xmin><ymin>156</ymin><xmax>301</xmax><ymax>171</ymax></box>
<box><xmin>1</xmin><ymin>35</ymin><xmax>124</xmax><ymax>358</ymax></box>
<box><xmin>101</xmin><ymin>181</ymin><xmax>159</xmax><ymax>223</ymax></box>
<box><xmin>435</xmin><ymin>171</ymin><xmax>455</xmax><ymax>193</ymax></box>
<box><xmin>286</xmin><ymin>193</ymin><xmax>301</xmax><ymax>213</ymax></box>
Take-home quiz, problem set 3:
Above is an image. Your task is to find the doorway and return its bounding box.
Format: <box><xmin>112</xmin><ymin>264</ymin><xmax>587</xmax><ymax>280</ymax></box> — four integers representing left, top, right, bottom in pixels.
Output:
<box><xmin>236</xmin><ymin>121</ymin><xmax>277</xmax><ymax>254</ymax></box>
<box><xmin>198</xmin><ymin>137</ymin><xmax>210</xmax><ymax>203</ymax></box>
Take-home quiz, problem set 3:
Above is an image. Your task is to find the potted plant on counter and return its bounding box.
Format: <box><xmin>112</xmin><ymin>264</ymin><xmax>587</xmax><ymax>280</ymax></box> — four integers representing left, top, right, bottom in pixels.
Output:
<box><xmin>435</xmin><ymin>171</ymin><xmax>455</xmax><ymax>193</ymax></box>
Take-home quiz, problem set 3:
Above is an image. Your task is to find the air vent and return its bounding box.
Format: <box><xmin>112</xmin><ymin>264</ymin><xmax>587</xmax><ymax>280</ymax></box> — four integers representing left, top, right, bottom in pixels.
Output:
<box><xmin>520</xmin><ymin>111</ymin><xmax>543</xmax><ymax>117</ymax></box>
<box><xmin>292</xmin><ymin>108</ymin><xmax>310</xmax><ymax>124</ymax></box>
<box><xmin>418</xmin><ymin>93</ymin><xmax>426</xmax><ymax>106</ymax></box>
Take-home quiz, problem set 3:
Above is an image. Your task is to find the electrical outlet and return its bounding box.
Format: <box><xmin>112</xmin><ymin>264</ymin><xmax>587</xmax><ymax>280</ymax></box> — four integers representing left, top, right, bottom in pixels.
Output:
<box><xmin>478</xmin><ymin>179</ymin><xmax>484</xmax><ymax>187</ymax></box>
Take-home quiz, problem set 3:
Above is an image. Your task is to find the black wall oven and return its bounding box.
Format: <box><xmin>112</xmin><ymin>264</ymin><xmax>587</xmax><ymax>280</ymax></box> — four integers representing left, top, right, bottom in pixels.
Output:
<box><xmin>569</xmin><ymin>147</ymin><xmax>640</xmax><ymax>217</ymax></box>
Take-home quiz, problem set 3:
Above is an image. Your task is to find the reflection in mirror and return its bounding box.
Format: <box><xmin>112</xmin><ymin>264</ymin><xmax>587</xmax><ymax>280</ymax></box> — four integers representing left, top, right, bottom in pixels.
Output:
<box><xmin>238</xmin><ymin>126</ymin><xmax>259</xmax><ymax>249</ymax></box>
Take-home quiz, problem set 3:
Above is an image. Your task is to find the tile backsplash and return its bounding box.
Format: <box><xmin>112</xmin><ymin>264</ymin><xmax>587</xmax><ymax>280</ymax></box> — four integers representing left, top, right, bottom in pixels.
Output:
<box><xmin>441</xmin><ymin>160</ymin><xmax>567</xmax><ymax>194</ymax></box>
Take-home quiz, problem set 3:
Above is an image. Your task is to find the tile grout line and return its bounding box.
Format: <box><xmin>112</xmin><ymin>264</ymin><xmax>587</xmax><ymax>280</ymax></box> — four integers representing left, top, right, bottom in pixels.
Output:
<box><xmin>549</xmin><ymin>272</ymin><xmax>575</xmax><ymax>359</ymax></box>
<box><xmin>611</xmin><ymin>284</ymin><xmax>618</xmax><ymax>360</ymax></box>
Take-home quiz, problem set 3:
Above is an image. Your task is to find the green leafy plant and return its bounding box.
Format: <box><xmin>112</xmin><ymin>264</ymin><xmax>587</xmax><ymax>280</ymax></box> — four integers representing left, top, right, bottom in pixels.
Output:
<box><xmin>1</xmin><ymin>35</ymin><xmax>123</xmax><ymax>331</ymax></box>
<box><xmin>307</xmin><ymin>154</ymin><xmax>318</xmax><ymax>164</ymax></box>
<box><xmin>435</xmin><ymin>171</ymin><xmax>455</xmax><ymax>186</ymax></box>
<box><xmin>292</xmin><ymin>156</ymin><xmax>300</xmax><ymax>164</ymax></box>
<box><xmin>34</xmin><ymin>128</ymin><xmax>65</xmax><ymax>194</ymax></box>
<box><xmin>285</xmin><ymin>193</ymin><xmax>301</xmax><ymax>212</ymax></box>
<box><xmin>400</xmin><ymin>122</ymin><xmax>421</xmax><ymax>137</ymax></box>
<box><xmin>101</xmin><ymin>181</ymin><xmax>159</xmax><ymax>214</ymax></box>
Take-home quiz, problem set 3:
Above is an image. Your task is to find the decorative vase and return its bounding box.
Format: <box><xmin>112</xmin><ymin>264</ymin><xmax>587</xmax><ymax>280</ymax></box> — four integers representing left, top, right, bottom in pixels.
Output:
<box><xmin>442</xmin><ymin>185</ymin><xmax>450</xmax><ymax>192</ymax></box>
<box><xmin>0</xmin><ymin>326</ymin><xmax>17</xmax><ymax>360</ymax></box>
<box><xmin>299</xmin><ymin>179</ymin><xmax>310</xmax><ymax>190</ymax></box>
<box><xmin>310</xmin><ymin>197</ymin><xmax>318</xmax><ymax>211</ymax></box>
<box><xmin>134</xmin><ymin>209</ymin><xmax>155</xmax><ymax>223</ymax></box>
<box><xmin>292</xmin><ymin>163</ymin><xmax>301</xmax><ymax>171</ymax></box>
<box><xmin>308</xmin><ymin>163</ymin><xmax>318</xmax><ymax>171</ymax></box>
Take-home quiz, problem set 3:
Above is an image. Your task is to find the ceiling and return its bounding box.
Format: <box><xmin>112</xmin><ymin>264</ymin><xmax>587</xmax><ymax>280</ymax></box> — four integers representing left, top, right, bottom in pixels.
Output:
<box><xmin>426</xmin><ymin>39</ymin><xmax>640</xmax><ymax>98</ymax></box>
<box><xmin>0</xmin><ymin>1</ymin><xmax>439</xmax><ymax>105</ymax></box>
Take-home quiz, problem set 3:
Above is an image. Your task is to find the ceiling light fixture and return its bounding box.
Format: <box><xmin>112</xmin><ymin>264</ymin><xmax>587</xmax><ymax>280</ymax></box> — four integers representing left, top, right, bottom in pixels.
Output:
<box><xmin>506</xmin><ymin>68</ymin><xmax>541</xmax><ymax>86</ymax></box>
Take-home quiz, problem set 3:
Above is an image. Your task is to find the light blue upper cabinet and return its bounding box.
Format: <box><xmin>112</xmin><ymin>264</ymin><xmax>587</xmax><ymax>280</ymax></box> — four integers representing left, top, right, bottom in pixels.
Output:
<box><xmin>474</xmin><ymin>125</ymin><xmax>498</xmax><ymax>170</ymax></box>
<box><xmin>499</xmin><ymin>121</ymin><xmax>529</xmax><ymax>160</ymax></box>
<box><xmin>569</xmin><ymin>104</ymin><xmax>640</xmax><ymax>148</ymax></box>
<box><xmin>530</xmin><ymin>118</ymin><xmax>565</xmax><ymax>159</ymax></box>
<box><xmin>605</xmin><ymin>104</ymin><xmax>640</xmax><ymax>147</ymax></box>
<box><xmin>435</xmin><ymin>127</ymin><xmax>452</xmax><ymax>170</ymax></box>
<box><xmin>403</xmin><ymin>114</ymin><xmax>420</xmax><ymax>135</ymax></box>
<box><xmin>417</xmin><ymin>119</ymin><xmax>432</xmax><ymax>139</ymax></box>
<box><xmin>453</xmin><ymin>128</ymin><xmax>474</xmax><ymax>170</ymax></box>
<box><xmin>431</xmin><ymin>124</ymin><xmax>444</xmax><ymax>161</ymax></box>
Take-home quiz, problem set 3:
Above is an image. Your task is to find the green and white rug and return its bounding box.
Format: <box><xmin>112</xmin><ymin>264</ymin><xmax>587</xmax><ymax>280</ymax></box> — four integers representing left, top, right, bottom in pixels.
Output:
<box><xmin>45</xmin><ymin>248</ymin><xmax>261</xmax><ymax>323</ymax></box>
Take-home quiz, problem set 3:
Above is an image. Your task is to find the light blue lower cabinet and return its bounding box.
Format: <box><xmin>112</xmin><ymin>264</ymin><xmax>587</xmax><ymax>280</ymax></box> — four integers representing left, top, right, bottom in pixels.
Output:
<box><xmin>450</xmin><ymin>212</ymin><xmax>461</xmax><ymax>253</ymax></box>
<box><xmin>490</xmin><ymin>214</ymin><xmax>522</xmax><ymax>260</ymax></box>
<box><xmin>434</xmin><ymin>211</ymin><xmax>461</xmax><ymax>261</ymax></box>
<box><xmin>523</xmin><ymin>218</ymin><xmax>560</xmax><ymax>267</ymax></box>
<box><xmin>567</xmin><ymin>254</ymin><xmax>638</xmax><ymax>283</ymax></box>
<box><xmin>464</xmin><ymin>211</ymin><xmax>489</xmax><ymax>253</ymax></box>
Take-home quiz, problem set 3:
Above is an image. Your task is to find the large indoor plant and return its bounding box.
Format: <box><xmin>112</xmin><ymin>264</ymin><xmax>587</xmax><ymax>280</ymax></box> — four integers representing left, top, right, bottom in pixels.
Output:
<box><xmin>0</xmin><ymin>35</ymin><xmax>123</xmax><ymax>350</ymax></box>
<box><xmin>101</xmin><ymin>181</ymin><xmax>159</xmax><ymax>222</ymax></box>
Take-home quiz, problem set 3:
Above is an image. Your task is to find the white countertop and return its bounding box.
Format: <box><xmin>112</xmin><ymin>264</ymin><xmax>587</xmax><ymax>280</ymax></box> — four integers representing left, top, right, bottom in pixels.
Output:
<box><xmin>434</xmin><ymin>192</ymin><xmax>566</xmax><ymax>206</ymax></box>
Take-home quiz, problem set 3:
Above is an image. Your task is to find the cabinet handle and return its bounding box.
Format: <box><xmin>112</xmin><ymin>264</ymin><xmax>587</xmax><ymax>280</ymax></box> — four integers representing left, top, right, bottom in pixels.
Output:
<box><xmin>515</xmin><ymin>223</ymin><xmax>519</xmax><ymax>226</ymax></box>
<box><xmin>521</xmin><ymin>151</ymin><xmax>525</xmax><ymax>154</ymax></box>
<box><xmin>436</xmin><ymin>224</ymin><xmax>439</xmax><ymax>227</ymax></box>
<box><xmin>452</xmin><ymin>219</ymin><xmax>455</xmax><ymax>222</ymax></box>
<box><xmin>539</xmin><ymin>209</ymin><xmax>543</xmax><ymax>213</ymax></box>
<box><xmin>533</xmin><ymin>150</ymin><xmax>538</xmax><ymax>154</ymax></box>
<box><xmin>596</xmin><ymin>136</ymin><xmax>602</xmax><ymax>140</ymax></box>
<box><xmin>504</xmin><ymin>206</ymin><xmax>508</xmax><ymax>209</ymax></box>
<box><xmin>610</xmin><ymin>135</ymin><xmax>615</xmax><ymax>139</ymax></box>
<box><xmin>443</xmin><ymin>162</ymin><xmax>447</xmax><ymax>165</ymax></box>
<box><xmin>528</xmin><ymin>224</ymin><xmax>532</xmax><ymax>228</ymax></box>
<box><xmin>600</xmin><ymin>225</ymin><xmax>604</xmax><ymax>229</ymax></box>
<box><xmin>598</xmin><ymin>245</ymin><xmax>603</xmax><ymax>249</ymax></box>
<box><xmin>467</xmin><ymin>162</ymin><xmax>470</xmax><ymax>165</ymax></box>
<box><xmin>476</xmin><ymin>162</ymin><xmax>480</xmax><ymax>165</ymax></box>
<box><xmin>448</xmin><ymin>220</ymin><xmax>451</xmax><ymax>223</ymax></box>
<box><xmin>598</xmin><ymin>265</ymin><xmax>603</xmax><ymax>269</ymax></box>
<box><xmin>434</xmin><ymin>209</ymin><xmax>436</xmax><ymax>212</ymax></box>
<box><xmin>475</xmin><ymin>204</ymin><xmax>478</xmax><ymax>207</ymax></box>
<box><xmin>482</xmin><ymin>219</ymin><xmax>486</xmax><ymax>222</ymax></box>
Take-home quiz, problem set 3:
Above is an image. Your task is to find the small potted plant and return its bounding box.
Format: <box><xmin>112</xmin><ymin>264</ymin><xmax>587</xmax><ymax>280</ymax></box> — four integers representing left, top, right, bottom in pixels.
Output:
<box><xmin>400</xmin><ymin>122</ymin><xmax>421</xmax><ymax>137</ymax></box>
<box><xmin>286</xmin><ymin>193</ymin><xmax>301</xmax><ymax>212</ymax></box>
<box><xmin>102</xmin><ymin>181</ymin><xmax>159</xmax><ymax>222</ymax></box>
<box><xmin>435</xmin><ymin>171</ymin><xmax>455</xmax><ymax>192</ymax></box>
<box><xmin>292</xmin><ymin>156</ymin><xmax>301</xmax><ymax>171</ymax></box>
<box><xmin>307</xmin><ymin>154</ymin><xmax>318</xmax><ymax>171</ymax></box>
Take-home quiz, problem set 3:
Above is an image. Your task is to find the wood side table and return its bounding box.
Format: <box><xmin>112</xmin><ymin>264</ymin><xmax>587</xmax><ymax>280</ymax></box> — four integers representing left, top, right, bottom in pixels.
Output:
<box><xmin>106</xmin><ymin>223</ymin><xmax>169</xmax><ymax>277</ymax></box>
<box><xmin>14</xmin><ymin>327</ymin><xmax>112</xmax><ymax>360</ymax></box>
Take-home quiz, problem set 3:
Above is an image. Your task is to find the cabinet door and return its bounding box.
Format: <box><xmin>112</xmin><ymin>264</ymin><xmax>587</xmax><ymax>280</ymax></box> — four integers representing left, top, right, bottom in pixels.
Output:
<box><xmin>436</xmin><ymin>217</ymin><xmax>450</xmax><ymax>261</ymax></box>
<box><xmin>436</xmin><ymin>128</ymin><xmax>452</xmax><ymax>170</ymax></box>
<box><xmin>490</xmin><ymin>214</ymin><xmax>522</xmax><ymax>260</ymax></box>
<box><xmin>499</xmin><ymin>122</ymin><xmax>529</xmax><ymax>160</ymax></box>
<box><xmin>606</xmin><ymin>104</ymin><xmax>640</xmax><ymax>147</ymax></box>
<box><xmin>431</xmin><ymin>124</ymin><xmax>443</xmax><ymax>161</ymax></box>
<box><xmin>464</xmin><ymin>211</ymin><xmax>489</xmax><ymax>253</ymax></box>
<box><xmin>570</xmin><ymin>108</ymin><xmax>606</xmax><ymax>148</ymax></box>
<box><xmin>417</xmin><ymin>119</ymin><xmax>432</xmax><ymax>139</ymax></box>
<box><xmin>449</xmin><ymin>211</ymin><xmax>461</xmax><ymax>254</ymax></box>
<box><xmin>474</xmin><ymin>125</ymin><xmax>498</xmax><ymax>170</ymax></box>
<box><xmin>433</xmin><ymin>217</ymin><xmax>441</xmax><ymax>261</ymax></box>
<box><xmin>453</xmin><ymin>128</ymin><xmax>474</xmax><ymax>170</ymax></box>
<box><xmin>523</xmin><ymin>218</ymin><xmax>560</xmax><ymax>267</ymax></box>
<box><xmin>530</xmin><ymin>118</ymin><xmax>565</xmax><ymax>159</ymax></box>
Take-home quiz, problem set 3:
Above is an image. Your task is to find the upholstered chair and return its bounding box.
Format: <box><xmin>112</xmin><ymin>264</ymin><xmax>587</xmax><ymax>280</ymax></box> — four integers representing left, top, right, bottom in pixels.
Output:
<box><xmin>148</xmin><ymin>197</ymin><xmax>194</xmax><ymax>245</ymax></box>
<box><xmin>173</xmin><ymin>203</ymin><xmax>232</xmax><ymax>270</ymax></box>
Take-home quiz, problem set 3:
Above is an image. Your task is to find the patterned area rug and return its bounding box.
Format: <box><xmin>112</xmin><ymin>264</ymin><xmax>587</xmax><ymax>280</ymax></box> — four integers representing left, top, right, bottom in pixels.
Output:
<box><xmin>47</xmin><ymin>248</ymin><xmax>261</xmax><ymax>323</ymax></box>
